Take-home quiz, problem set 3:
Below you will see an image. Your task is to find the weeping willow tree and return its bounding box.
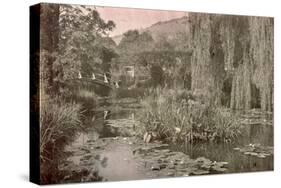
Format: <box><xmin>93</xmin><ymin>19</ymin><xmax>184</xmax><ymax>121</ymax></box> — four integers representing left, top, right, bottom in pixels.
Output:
<box><xmin>188</xmin><ymin>13</ymin><xmax>273</xmax><ymax>111</ymax></box>
<box><xmin>229</xmin><ymin>16</ymin><xmax>273</xmax><ymax>111</ymax></box>
<box><xmin>249</xmin><ymin>17</ymin><xmax>274</xmax><ymax>111</ymax></box>
<box><xmin>189</xmin><ymin>14</ymin><xmax>226</xmax><ymax>106</ymax></box>
<box><xmin>228</xmin><ymin>16</ymin><xmax>252</xmax><ymax>110</ymax></box>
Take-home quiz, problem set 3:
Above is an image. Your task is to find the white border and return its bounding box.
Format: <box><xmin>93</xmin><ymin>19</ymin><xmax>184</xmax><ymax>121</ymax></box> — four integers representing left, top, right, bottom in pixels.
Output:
<box><xmin>0</xmin><ymin>0</ymin><xmax>279</xmax><ymax>187</ymax></box>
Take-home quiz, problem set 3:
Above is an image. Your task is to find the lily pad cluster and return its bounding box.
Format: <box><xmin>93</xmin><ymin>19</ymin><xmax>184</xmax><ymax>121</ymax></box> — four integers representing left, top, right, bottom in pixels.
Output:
<box><xmin>58</xmin><ymin>151</ymin><xmax>105</xmax><ymax>183</ymax></box>
<box><xmin>132</xmin><ymin>144</ymin><xmax>228</xmax><ymax>177</ymax></box>
<box><xmin>60</xmin><ymin>137</ymin><xmax>119</xmax><ymax>182</ymax></box>
<box><xmin>233</xmin><ymin>144</ymin><xmax>273</xmax><ymax>158</ymax></box>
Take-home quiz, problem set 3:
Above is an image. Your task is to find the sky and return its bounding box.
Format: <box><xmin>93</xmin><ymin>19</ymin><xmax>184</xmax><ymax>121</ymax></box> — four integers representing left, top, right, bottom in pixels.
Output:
<box><xmin>95</xmin><ymin>6</ymin><xmax>187</xmax><ymax>37</ymax></box>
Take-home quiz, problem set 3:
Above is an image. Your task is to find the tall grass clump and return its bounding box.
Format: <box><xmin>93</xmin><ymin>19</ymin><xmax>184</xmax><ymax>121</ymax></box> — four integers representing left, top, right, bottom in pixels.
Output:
<box><xmin>210</xmin><ymin>108</ymin><xmax>242</xmax><ymax>142</ymax></box>
<box><xmin>40</xmin><ymin>98</ymin><xmax>83</xmax><ymax>162</ymax></box>
<box><xmin>139</xmin><ymin>88</ymin><xmax>243</xmax><ymax>144</ymax></box>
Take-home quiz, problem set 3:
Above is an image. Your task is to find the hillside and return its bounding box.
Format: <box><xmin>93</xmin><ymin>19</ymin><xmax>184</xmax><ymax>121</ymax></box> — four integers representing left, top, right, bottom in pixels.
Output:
<box><xmin>144</xmin><ymin>16</ymin><xmax>189</xmax><ymax>41</ymax></box>
<box><xmin>112</xmin><ymin>16</ymin><xmax>190</xmax><ymax>45</ymax></box>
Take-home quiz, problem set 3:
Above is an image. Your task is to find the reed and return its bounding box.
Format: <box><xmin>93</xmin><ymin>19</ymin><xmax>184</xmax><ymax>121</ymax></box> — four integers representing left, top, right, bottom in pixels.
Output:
<box><xmin>40</xmin><ymin>98</ymin><xmax>83</xmax><ymax>162</ymax></box>
<box><xmin>138</xmin><ymin>88</ymin><xmax>243</xmax><ymax>144</ymax></box>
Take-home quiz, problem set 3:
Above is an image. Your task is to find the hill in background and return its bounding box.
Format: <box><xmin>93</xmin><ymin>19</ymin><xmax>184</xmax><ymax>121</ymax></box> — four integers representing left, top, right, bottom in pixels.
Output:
<box><xmin>112</xmin><ymin>16</ymin><xmax>190</xmax><ymax>49</ymax></box>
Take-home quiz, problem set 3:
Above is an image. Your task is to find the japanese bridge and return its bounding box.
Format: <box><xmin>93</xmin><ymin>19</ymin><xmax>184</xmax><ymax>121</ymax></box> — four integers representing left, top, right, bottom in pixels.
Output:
<box><xmin>68</xmin><ymin>71</ymin><xmax>120</xmax><ymax>89</ymax></box>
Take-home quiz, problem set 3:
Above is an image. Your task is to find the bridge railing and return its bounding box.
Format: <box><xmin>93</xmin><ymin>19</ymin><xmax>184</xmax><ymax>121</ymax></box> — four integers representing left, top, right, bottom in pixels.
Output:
<box><xmin>74</xmin><ymin>71</ymin><xmax>119</xmax><ymax>89</ymax></box>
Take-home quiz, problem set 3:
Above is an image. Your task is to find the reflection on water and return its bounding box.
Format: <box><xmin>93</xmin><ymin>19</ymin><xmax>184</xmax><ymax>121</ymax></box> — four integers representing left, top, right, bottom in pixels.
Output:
<box><xmin>171</xmin><ymin>111</ymin><xmax>273</xmax><ymax>173</ymax></box>
<box><xmin>60</xmin><ymin>106</ymin><xmax>273</xmax><ymax>182</ymax></box>
<box><xmin>96</xmin><ymin>142</ymin><xmax>146</xmax><ymax>181</ymax></box>
<box><xmin>171</xmin><ymin>126</ymin><xmax>273</xmax><ymax>173</ymax></box>
<box><xmin>62</xmin><ymin>109</ymin><xmax>145</xmax><ymax>181</ymax></box>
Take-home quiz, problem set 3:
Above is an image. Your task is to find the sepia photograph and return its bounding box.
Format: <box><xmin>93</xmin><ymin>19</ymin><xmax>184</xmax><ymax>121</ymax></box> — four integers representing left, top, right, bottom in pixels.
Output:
<box><xmin>30</xmin><ymin>3</ymin><xmax>273</xmax><ymax>185</ymax></box>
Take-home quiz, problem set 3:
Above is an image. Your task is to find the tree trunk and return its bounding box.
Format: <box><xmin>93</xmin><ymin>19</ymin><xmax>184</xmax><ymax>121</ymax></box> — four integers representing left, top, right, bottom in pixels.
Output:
<box><xmin>40</xmin><ymin>4</ymin><xmax>60</xmax><ymax>95</ymax></box>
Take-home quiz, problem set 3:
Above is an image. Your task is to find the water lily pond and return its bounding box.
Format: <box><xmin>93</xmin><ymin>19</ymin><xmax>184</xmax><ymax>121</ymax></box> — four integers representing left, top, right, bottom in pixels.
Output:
<box><xmin>54</xmin><ymin>101</ymin><xmax>273</xmax><ymax>183</ymax></box>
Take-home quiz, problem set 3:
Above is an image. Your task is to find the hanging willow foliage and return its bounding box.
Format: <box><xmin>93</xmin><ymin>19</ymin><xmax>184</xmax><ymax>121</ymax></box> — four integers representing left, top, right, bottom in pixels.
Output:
<box><xmin>249</xmin><ymin>17</ymin><xmax>274</xmax><ymax>111</ymax></box>
<box><xmin>189</xmin><ymin>13</ymin><xmax>226</xmax><ymax>106</ymax></box>
<box><xmin>230</xmin><ymin>16</ymin><xmax>274</xmax><ymax>111</ymax></box>
<box><xmin>188</xmin><ymin>13</ymin><xmax>273</xmax><ymax>111</ymax></box>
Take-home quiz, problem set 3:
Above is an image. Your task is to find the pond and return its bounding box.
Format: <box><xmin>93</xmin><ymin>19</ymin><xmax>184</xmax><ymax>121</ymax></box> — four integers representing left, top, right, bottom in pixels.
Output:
<box><xmin>58</xmin><ymin>100</ymin><xmax>273</xmax><ymax>183</ymax></box>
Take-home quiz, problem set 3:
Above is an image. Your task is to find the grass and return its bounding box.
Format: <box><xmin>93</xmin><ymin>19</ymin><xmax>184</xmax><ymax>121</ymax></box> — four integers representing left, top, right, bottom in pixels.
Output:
<box><xmin>40</xmin><ymin>98</ymin><xmax>83</xmax><ymax>163</ymax></box>
<box><xmin>39</xmin><ymin>90</ymin><xmax>101</xmax><ymax>184</ymax></box>
<box><xmin>210</xmin><ymin>108</ymin><xmax>242</xmax><ymax>142</ymax></box>
<box><xmin>138</xmin><ymin>88</ymin><xmax>243</xmax><ymax>144</ymax></box>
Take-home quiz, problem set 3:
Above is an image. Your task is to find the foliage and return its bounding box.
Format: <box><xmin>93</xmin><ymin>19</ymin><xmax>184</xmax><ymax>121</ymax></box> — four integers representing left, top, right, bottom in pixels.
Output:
<box><xmin>138</xmin><ymin>88</ymin><xmax>243</xmax><ymax>144</ymax></box>
<box><xmin>53</xmin><ymin>5</ymin><xmax>117</xmax><ymax>85</ymax></box>
<box><xmin>150</xmin><ymin>64</ymin><xmax>164</xmax><ymax>87</ymax></box>
<box><xmin>70</xmin><ymin>89</ymin><xmax>99</xmax><ymax>109</ymax></box>
<box><xmin>118</xmin><ymin>30</ymin><xmax>154</xmax><ymax>55</ymax></box>
<box><xmin>115</xmin><ymin>27</ymin><xmax>193</xmax><ymax>91</ymax></box>
<box><xmin>133</xmin><ymin>143</ymin><xmax>228</xmax><ymax>176</ymax></box>
<box><xmin>188</xmin><ymin>13</ymin><xmax>273</xmax><ymax>111</ymax></box>
<box><xmin>153</xmin><ymin>35</ymin><xmax>175</xmax><ymax>51</ymax></box>
<box><xmin>210</xmin><ymin>108</ymin><xmax>242</xmax><ymax>142</ymax></box>
<box><xmin>40</xmin><ymin>98</ymin><xmax>83</xmax><ymax>163</ymax></box>
<box><xmin>40</xmin><ymin>4</ymin><xmax>60</xmax><ymax>95</ymax></box>
<box><xmin>233</xmin><ymin>144</ymin><xmax>273</xmax><ymax>158</ymax></box>
<box><xmin>128</xmin><ymin>50</ymin><xmax>191</xmax><ymax>89</ymax></box>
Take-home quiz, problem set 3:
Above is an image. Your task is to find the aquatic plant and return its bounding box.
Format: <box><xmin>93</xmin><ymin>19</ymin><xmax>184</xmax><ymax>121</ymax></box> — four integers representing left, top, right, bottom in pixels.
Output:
<box><xmin>233</xmin><ymin>144</ymin><xmax>273</xmax><ymax>158</ymax></box>
<box><xmin>138</xmin><ymin>89</ymin><xmax>243</xmax><ymax>144</ymax></box>
<box><xmin>209</xmin><ymin>108</ymin><xmax>242</xmax><ymax>143</ymax></box>
<box><xmin>132</xmin><ymin>141</ymin><xmax>229</xmax><ymax>176</ymax></box>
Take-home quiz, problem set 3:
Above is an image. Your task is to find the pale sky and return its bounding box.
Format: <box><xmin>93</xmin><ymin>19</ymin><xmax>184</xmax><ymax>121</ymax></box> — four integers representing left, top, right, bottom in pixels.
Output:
<box><xmin>95</xmin><ymin>6</ymin><xmax>187</xmax><ymax>37</ymax></box>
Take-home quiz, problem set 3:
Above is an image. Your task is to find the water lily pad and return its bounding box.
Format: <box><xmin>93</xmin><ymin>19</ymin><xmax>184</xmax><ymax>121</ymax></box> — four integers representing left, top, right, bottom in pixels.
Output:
<box><xmin>212</xmin><ymin>166</ymin><xmax>227</xmax><ymax>172</ymax></box>
<box><xmin>261</xmin><ymin>153</ymin><xmax>271</xmax><ymax>156</ymax></box>
<box><xmin>257</xmin><ymin>154</ymin><xmax>266</xmax><ymax>158</ymax></box>
<box><xmin>249</xmin><ymin>152</ymin><xmax>258</xmax><ymax>156</ymax></box>
<box><xmin>159</xmin><ymin>164</ymin><xmax>167</xmax><ymax>169</ymax></box>
<box><xmin>161</xmin><ymin>149</ymin><xmax>171</xmax><ymax>153</ymax></box>
<box><xmin>234</xmin><ymin>144</ymin><xmax>273</xmax><ymax>158</ymax></box>
<box><xmin>219</xmin><ymin>161</ymin><xmax>228</xmax><ymax>165</ymax></box>
<box><xmin>167</xmin><ymin>164</ymin><xmax>175</xmax><ymax>169</ymax></box>
<box><xmin>151</xmin><ymin>164</ymin><xmax>160</xmax><ymax>171</ymax></box>
<box><xmin>167</xmin><ymin>172</ymin><xmax>175</xmax><ymax>176</ymax></box>
<box><xmin>195</xmin><ymin>157</ymin><xmax>210</xmax><ymax>163</ymax></box>
<box><xmin>192</xmin><ymin>169</ymin><xmax>209</xmax><ymax>175</ymax></box>
<box><xmin>80</xmin><ymin>154</ymin><xmax>92</xmax><ymax>161</ymax></box>
<box><xmin>201</xmin><ymin>164</ymin><xmax>212</xmax><ymax>169</ymax></box>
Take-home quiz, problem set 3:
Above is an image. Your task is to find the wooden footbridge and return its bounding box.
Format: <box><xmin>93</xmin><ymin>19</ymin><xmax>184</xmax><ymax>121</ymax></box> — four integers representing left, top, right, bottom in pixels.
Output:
<box><xmin>67</xmin><ymin>71</ymin><xmax>120</xmax><ymax>89</ymax></box>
